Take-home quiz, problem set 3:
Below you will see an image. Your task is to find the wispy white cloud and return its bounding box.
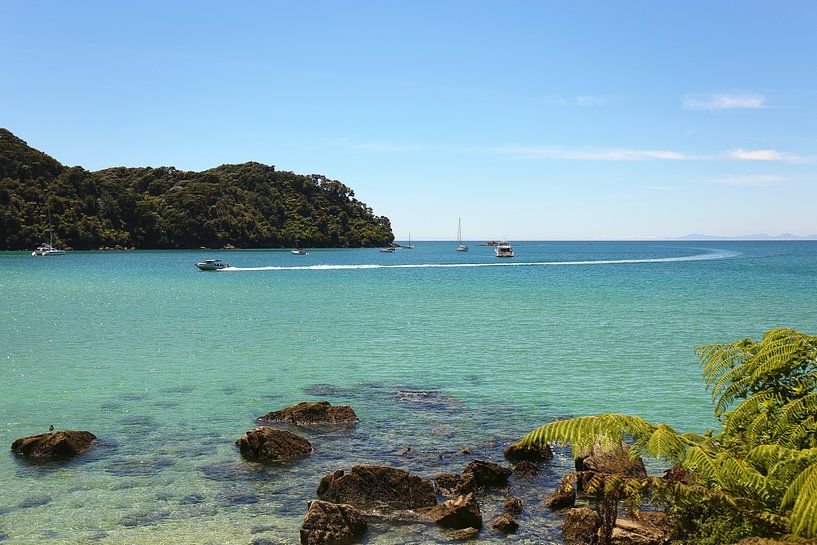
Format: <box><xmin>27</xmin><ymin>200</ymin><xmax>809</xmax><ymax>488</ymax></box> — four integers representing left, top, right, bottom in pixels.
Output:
<box><xmin>728</xmin><ymin>148</ymin><xmax>810</xmax><ymax>162</ymax></box>
<box><xmin>718</xmin><ymin>175</ymin><xmax>786</xmax><ymax>186</ymax></box>
<box><xmin>542</xmin><ymin>95</ymin><xmax>620</xmax><ymax>107</ymax></box>
<box><xmin>495</xmin><ymin>145</ymin><xmax>692</xmax><ymax>161</ymax></box>
<box><xmin>682</xmin><ymin>92</ymin><xmax>767</xmax><ymax>111</ymax></box>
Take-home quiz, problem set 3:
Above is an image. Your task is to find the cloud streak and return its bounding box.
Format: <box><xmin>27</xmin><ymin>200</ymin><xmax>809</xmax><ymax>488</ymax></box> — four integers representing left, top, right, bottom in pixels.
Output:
<box><xmin>718</xmin><ymin>175</ymin><xmax>786</xmax><ymax>187</ymax></box>
<box><xmin>542</xmin><ymin>95</ymin><xmax>620</xmax><ymax>107</ymax></box>
<box><xmin>496</xmin><ymin>145</ymin><xmax>691</xmax><ymax>161</ymax></box>
<box><xmin>682</xmin><ymin>92</ymin><xmax>767</xmax><ymax>110</ymax></box>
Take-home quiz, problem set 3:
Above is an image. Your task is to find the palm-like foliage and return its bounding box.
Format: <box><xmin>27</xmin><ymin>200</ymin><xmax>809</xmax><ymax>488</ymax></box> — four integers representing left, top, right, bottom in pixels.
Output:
<box><xmin>521</xmin><ymin>328</ymin><xmax>817</xmax><ymax>541</ymax></box>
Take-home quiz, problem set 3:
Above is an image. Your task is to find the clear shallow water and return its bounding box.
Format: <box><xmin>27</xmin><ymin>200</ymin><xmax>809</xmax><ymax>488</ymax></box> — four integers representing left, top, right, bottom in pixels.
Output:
<box><xmin>1</xmin><ymin>241</ymin><xmax>815</xmax><ymax>544</ymax></box>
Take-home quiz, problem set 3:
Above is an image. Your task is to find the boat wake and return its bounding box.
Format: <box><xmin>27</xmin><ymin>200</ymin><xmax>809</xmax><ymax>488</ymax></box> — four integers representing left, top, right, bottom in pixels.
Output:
<box><xmin>222</xmin><ymin>249</ymin><xmax>740</xmax><ymax>272</ymax></box>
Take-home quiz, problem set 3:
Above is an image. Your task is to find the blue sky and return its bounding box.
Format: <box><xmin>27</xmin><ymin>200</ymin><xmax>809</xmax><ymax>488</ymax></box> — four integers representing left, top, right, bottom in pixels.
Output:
<box><xmin>2</xmin><ymin>1</ymin><xmax>816</xmax><ymax>239</ymax></box>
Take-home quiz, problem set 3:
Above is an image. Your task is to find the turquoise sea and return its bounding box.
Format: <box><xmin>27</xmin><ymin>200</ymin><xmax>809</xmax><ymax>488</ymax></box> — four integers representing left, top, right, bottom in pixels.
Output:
<box><xmin>1</xmin><ymin>241</ymin><xmax>816</xmax><ymax>544</ymax></box>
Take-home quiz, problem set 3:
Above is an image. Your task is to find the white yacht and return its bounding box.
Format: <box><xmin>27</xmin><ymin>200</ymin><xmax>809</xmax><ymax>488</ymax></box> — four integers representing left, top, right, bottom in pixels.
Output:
<box><xmin>402</xmin><ymin>233</ymin><xmax>414</xmax><ymax>249</ymax></box>
<box><xmin>456</xmin><ymin>218</ymin><xmax>468</xmax><ymax>252</ymax></box>
<box><xmin>196</xmin><ymin>259</ymin><xmax>230</xmax><ymax>271</ymax></box>
<box><xmin>32</xmin><ymin>243</ymin><xmax>66</xmax><ymax>256</ymax></box>
<box><xmin>495</xmin><ymin>240</ymin><xmax>514</xmax><ymax>258</ymax></box>
<box><xmin>32</xmin><ymin>207</ymin><xmax>66</xmax><ymax>256</ymax></box>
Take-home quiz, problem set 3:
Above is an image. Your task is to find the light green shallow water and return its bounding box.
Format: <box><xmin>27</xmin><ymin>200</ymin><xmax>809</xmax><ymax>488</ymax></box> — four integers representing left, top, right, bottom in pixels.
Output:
<box><xmin>1</xmin><ymin>241</ymin><xmax>815</xmax><ymax>544</ymax></box>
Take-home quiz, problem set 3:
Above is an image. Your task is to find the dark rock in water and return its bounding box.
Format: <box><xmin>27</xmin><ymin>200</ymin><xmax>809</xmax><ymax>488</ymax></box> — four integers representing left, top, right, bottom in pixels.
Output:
<box><xmin>236</xmin><ymin>427</ymin><xmax>313</xmax><ymax>462</ymax></box>
<box><xmin>434</xmin><ymin>472</ymin><xmax>469</xmax><ymax>496</ymax></box>
<box><xmin>18</xmin><ymin>495</ymin><xmax>51</xmax><ymax>508</ymax></box>
<box><xmin>563</xmin><ymin>507</ymin><xmax>600</xmax><ymax>545</ymax></box>
<box><xmin>447</xmin><ymin>527</ymin><xmax>480</xmax><ymax>541</ymax></box>
<box><xmin>119</xmin><ymin>510</ymin><xmax>169</xmax><ymax>527</ymax></box>
<box><xmin>503</xmin><ymin>496</ymin><xmax>523</xmax><ymax>516</ymax></box>
<box><xmin>180</xmin><ymin>493</ymin><xmax>205</xmax><ymax>505</ymax></box>
<box><xmin>257</xmin><ymin>401</ymin><xmax>358</xmax><ymax>426</ymax></box>
<box><xmin>317</xmin><ymin>465</ymin><xmax>436</xmax><ymax>510</ymax></box>
<box><xmin>423</xmin><ymin>493</ymin><xmax>481</xmax><ymax>529</ymax></box>
<box><xmin>304</xmin><ymin>384</ymin><xmax>341</xmax><ymax>396</ymax></box>
<box><xmin>513</xmin><ymin>461</ymin><xmax>540</xmax><ymax>477</ymax></box>
<box><xmin>223</xmin><ymin>492</ymin><xmax>259</xmax><ymax>506</ymax></box>
<box><xmin>576</xmin><ymin>443</ymin><xmax>647</xmax><ymax>478</ymax></box>
<box><xmin>461</xmin><ymin>460</ymin><xmax>512</xmax><ymax>489</ymax></box>
<box><xmin>300</xmin><ymin>499</ymin><xmax>367</xmax><ymax>545</ymax></box>
<box><xmin>394</xmin><ymin>390</ymin><xmax>462</xmax><ymax>411</ymax></box>
<box><xmin>398</xmin><ymin>447</ymin><xmax>412</xmax><ymax>456</ymax></box>
<box><xmin>546</xmin><ymin>476</ymin><xmax>576</xmax><ymax>510</ymax></box>
<box><xmin>104</xmin><ymin>456</ymin><xmax>174</xmax><ymax>476</ymax></box>
<box><xmin>504</xmin><ymin>439</ymin><xmax>553</xmax><ymax>463</ymax></box>
<box><xmin>491</xmin><ymin>513</ymin><xmax>518</xmax><ymax>534</ymax></box>
<box><xmin>251</xmin><ymin>538</ymin><xmax>280</xmax><ymax>545</ymax></box>
<box><xmin>11</xmin><ymin>430</ymin><xmax>96</xmax><ymax>459</ymax></box>
<box><xmin>251</xmin><ymin>524</ymin><xmax>279</xmax><ymax>534</ymax></box>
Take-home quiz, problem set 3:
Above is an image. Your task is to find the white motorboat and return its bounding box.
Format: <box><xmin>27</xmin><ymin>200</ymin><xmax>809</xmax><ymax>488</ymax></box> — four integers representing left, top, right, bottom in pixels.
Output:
<box><xmin>379</xmin><ymin>246</ymin><xmax>396</xmax><ymax>253</ymax></box>
<box><xmin>495</xmin><ymin>240</ymin><xmax>514</xmax><ymax>258</ymax></box>
<box><xmin>32</xmin><ymin>243</ymin><xmax>66</xmax><ymax>256</ymax></box>
<box><xmin>196</xmin><ymin>259</ymin><xmax>230</xmax><ymax>271</ymax></box>
<box><xmin>291</xmin><ymin>248</ymin><xmax>308</xmax><ymax>255</ymax></box>
<box><xmin>456</xmin><ymin>218</ymin><xmax>468</xmax><ymax>252</ymax></box>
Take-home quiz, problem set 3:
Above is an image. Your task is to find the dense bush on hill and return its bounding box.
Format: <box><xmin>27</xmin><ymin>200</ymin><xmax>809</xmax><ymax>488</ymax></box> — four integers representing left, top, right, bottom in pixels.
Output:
<box><xmin>0</xmin><ymin>129</ymin><xmax>393</xmax><ymax>250</ymax></box>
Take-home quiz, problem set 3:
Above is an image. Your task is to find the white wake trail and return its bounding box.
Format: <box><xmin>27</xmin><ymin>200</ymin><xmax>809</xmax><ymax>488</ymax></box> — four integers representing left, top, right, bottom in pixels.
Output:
<box><xmin>221</xmin><ymin>249</ymin><xmax>739</xmax><ymax>272</ymax></box>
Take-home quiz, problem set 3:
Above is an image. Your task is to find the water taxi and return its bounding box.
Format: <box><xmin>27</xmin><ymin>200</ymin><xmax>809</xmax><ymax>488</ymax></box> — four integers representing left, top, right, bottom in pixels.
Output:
<box><xmin>196</xmin><ymin>259</ymin><xmax>230</xmax><ymax>271</ymax></box>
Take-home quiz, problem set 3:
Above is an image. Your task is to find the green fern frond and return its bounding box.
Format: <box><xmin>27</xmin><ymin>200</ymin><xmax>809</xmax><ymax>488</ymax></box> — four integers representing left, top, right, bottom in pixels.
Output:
<box><xmin>782</xmin><ymin>462</ymin><xmax>817</xmax><ymax>537</ymax></box>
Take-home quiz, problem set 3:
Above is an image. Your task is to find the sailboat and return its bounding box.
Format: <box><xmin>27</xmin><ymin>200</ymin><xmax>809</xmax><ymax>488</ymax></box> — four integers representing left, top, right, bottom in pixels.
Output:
<box><xmin>403</xmin><ymin>233</ymin><xmax>415</xmax><ymax>249</ymax></box>
<box><xmin>291</xmin><ymin>239</ymin><xmax>308</xmax><ymax>255</ymax></box>
<box><xmin>32</xmin><ymin>206</ymin><xmax>66</xmax><ymax>256</ymax></box>
<box><xmin>456</xmin><ymin>218</ymin><xmax>469</xmax><ymax>252</ymax></box>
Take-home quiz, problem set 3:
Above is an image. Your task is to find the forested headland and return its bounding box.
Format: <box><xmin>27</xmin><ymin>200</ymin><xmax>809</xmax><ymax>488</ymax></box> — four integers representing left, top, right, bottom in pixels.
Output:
<box><xmin>0</xmin><ymin>129</ymin><xmax>394</xmax><ymax>250</ymax></box>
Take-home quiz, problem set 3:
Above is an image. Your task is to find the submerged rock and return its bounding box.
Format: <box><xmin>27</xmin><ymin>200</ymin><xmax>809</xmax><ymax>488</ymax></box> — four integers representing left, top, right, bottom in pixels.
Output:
<box><xmin>10</xmin><ymin>430</ymin><xmax>96</xmax><ymax>459</ymax></box>
<box><xmin>491</xmin><ymin>513</ymin><xmax>518</xmax><ymax>534</ymax></box>
<box><xmin>423</xmin><ymin>493</ymin><xmax>482</xmax><ymax>529</ymax></box>
<box><xmin>513</xmin><ymin>460</ymin><xmax>540</xmax><ymax>477</ymax></box>
<box><xmin>299</xmin><ymin>500</ymin><xmax>366</xmax><ymax>545</ymax></box>
<box><xmin>448</xmin><ymin>527</ymin><xmax>480</xmax><ymax>541</ymax></box>
<box><xmin>236</xmin><ymin>427</ymin><xmax>313</xmax><ymax>462</ymax></box>
<box><xmin>504</xmin><ymin>439</ymin><xmax>553</xmax><ymax>463</ymax></box>
<box><xmin>317</xmin><ymin>465</ymin><xmax>436</xmax><ymax>510</ymax></box>
<box><xmin>502</xmin><ymin>496</ymin><xmax>523</xmax><ymax>516</ymax></box>
<box><xmin>257</xmin><ymin>401</ymin><xmax>358</xmax><ymax>426</ymax></box>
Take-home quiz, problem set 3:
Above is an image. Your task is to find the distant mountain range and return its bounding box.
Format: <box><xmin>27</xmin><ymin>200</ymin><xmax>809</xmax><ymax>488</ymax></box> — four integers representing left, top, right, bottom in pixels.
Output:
<box><xmin>677</xmin><ymin>233</ymin><xmax>817</xmax><ymax>241</ymax></box>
